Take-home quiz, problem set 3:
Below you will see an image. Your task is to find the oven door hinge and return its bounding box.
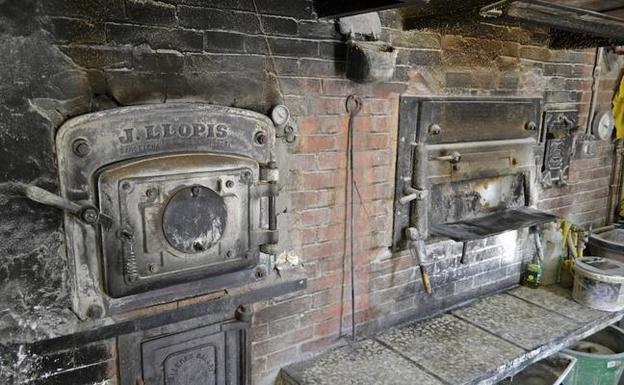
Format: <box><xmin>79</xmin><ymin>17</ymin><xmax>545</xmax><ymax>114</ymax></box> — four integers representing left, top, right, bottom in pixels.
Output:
<box><xmin>251</xmin><ymin>182</ymin><xmax>280</xmax><ymax>253</ymax></box>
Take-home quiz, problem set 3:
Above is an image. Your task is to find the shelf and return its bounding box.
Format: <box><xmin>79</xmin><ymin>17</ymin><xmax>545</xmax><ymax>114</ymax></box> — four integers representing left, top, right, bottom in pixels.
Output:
<box><xmin>429</xmin><ymin>207</ymin><xmax>557</xmax><ymax>242</ymax></box>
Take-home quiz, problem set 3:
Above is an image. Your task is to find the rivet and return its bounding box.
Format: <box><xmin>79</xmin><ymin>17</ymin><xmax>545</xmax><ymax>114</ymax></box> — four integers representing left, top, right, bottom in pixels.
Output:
<box><xmin>254</xmin><ymin>131</ymin><xmax>267</xmax><ymax>145</ymax></box>
<box><xmin>428</xmin><ymin>124</ymin><xmax>442</xmax><ymax>136</ymax></box>
<box><xmin>148</xmin><ymin>263</ymin><xmax>158</xmax><ymax>274</ymax></box>
<box><xmin>72</xmin><ymin>138</ymin><xmax>91</xmax><ymax>157</ymax></box>
<box><xmin>191</xmin><ymin>186</ymin><xmax>200</xmax><ymax>197</ymax></box>
<box><xmin>225</xmin><ymin>180</ymin><xmax>234</xmax><ymax>188</ymax></box>
<box><xmin>121</xmin><ymin>181</ymin><xmax>131</xmax><ymax>191</ymax></box>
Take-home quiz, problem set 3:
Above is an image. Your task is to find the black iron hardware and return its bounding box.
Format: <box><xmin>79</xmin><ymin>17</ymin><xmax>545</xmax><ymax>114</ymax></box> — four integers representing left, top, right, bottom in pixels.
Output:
<box><xmin>20</xmin><ymin>185</ymin><xmax>112</xmax><ymax>228</ymax></box>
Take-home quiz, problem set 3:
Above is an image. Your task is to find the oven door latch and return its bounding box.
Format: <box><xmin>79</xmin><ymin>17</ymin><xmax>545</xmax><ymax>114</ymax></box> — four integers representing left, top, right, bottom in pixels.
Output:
<box><xmin>19</xmin><ymin>185</ymin><xmax>113</xmax><ymax>229</ymax></box>
<box><xmin>399</xmin><ymin>186</ymin><xmax>427</xmax><ymax>205</ymax></box>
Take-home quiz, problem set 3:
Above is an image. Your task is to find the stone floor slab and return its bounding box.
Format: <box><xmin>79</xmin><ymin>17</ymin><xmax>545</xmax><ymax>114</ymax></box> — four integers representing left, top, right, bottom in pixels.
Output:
<box><xmin>508</xmin><ymin>285</ymin><xmax>609</xmax><ymax>323</ymax></box>
<box><xmin>452</xmin><ymin>293</ymin><xmax>580</xmax><ymax>350</ymax></box>
<box><xmin>377</xmin><ymin>314</ymin><xmax>525</xmax><ymax>385</ymax></box>
<box><xmin>280</xmin><ymin>339</ymin><xmax>444</xmax><ymax>385</ymax></box>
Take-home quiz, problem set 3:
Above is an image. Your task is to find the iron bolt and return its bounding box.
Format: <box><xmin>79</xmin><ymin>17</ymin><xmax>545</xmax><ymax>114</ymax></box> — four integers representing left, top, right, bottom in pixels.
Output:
<box><xmin>255</xmin><ymin>131</ymin><xmax>267</xmax><ymax>145</ymax></box>
<box><xmin>241</xmin><ymin>170</ymin><xmax>252</xmax><ymax>184</ymax></box>
<box><xmin>235</xmin><ymin>304</ymin><xmax>253</xmax><ymax>322</ymax></box>
<box><xmin>255</xmin><ymin>267</ymin><xmax>267</xmax><ymax>280</ymax></box>
<box><xmin>428</xmin><ymin>124</ymin><xmax>442</xmax><ymax>136</ymax></box>
<box><xmin>225</xmin><ymin>180</ymin><xmax>234</xmax><ymax>188</ymax></box>
<box><xmin>121</xmin><ymin>181</ymin><xmax>131</xmax><ymax>190</ymax></box>
<box><xmin>525</xmin><ymin>121</ymin><xmax>537</xmax><ymax>131</ymax></box>
<box><xmin>191</xmin><ymin>186</ymin><xmax>200</xmax><ymax>197</ymax></box>
<box><xmin>81</xmin><ymin>208</ymin><xmax>99</xmax><ymax>224</ymax></box>
<box><xmin>72</xmin><ymin>138</ymin><xmax>91</xmax><ymax>157</ymax></box>
<box><xmin>145</xmin><ymin>188</ymin><xmax>157</xmax><ymax>198</ymax></box>
<box><xmin>148</xmin><ymin>263</ymin><xmax>158</xmax><ymax>274</ymax></box>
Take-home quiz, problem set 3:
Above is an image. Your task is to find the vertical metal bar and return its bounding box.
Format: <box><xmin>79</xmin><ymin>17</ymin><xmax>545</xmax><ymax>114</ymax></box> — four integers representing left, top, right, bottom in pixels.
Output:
<box><xmin>267</xmin><ymin>161</ymin><xmax>278</xmax><ymax>232</ymax></box>
<box><xmin>413</xmin><ymin>143</ymin><xmax>429</xmax><ymax>239</ymax></box>
<box><xmin>460</xmin><ymin>241</ymin><xmax>468</xmax><ymax>264</ymax></box>
<box><xmin>346</xmin><ymin>95</ymin><xmax>362</xmax><ymax>341</ymax></box>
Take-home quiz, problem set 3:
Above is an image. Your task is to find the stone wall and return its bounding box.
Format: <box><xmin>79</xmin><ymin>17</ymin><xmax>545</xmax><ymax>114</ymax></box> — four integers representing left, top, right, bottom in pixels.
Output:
<box><xmin>0</xmin><ymin>1</ymin><xmax>618</xmax><ymax>385</ymax></box>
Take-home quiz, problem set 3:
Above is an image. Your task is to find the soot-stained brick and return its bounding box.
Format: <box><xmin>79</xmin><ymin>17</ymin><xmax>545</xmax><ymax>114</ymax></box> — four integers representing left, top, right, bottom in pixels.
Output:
<box><xmin>161</xmin><ymin>0</ymin><xmax>254</xmax><ymax>10</ymax></box>
<box><xmin>125</xmin><ymin>0</ymin><xmax>177</xmax><ymax>27</ymax></box>
<box><xmin>204</xmin><ymin>31</ymin><xmax>246</xmax><ymax>53</ymax></box>
<box><xmin>43</xmin><ymin>17</ymin><xmax>106</xmax><ymax>44</ymax></box>
<box><xmin>61</xmin><ymin>45</ymin><xmax>132</xmax><ymax>69</ymax></box>
<box><xmin>261</xmin><ymin>15</ymin><xmax>299</xmax><ymax>36</ymax></box>
<box><xmin>255</xmin><ymin>0</ymin><xmax>314</xmax><ymax>19</ymax></box>
<box><xmin>39</xmin><ymin>0</ymin><xmax>126</xmax><ymax>21</ymax></box>
<box><xmin>106</xmin><ymin>23</ymin><xmax>204</xmax><ymax>52</ymax></box>
<box><xmin>178</xmin><ymin>6</ymin><xmax>261</xmax><ymax>34</ymax></box>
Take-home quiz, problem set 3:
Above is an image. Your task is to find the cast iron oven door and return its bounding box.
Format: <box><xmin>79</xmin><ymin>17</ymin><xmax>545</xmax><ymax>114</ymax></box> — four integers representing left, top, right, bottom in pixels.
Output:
<box><xmin>56</xmin><ymin>104</ymin><xmax>278</xmax><ymax>318</ymax></box>
<box><xmin>392</xmin><ymin>96</ymin><xmax>552</xmax><ymax>250</ymax></box>
<box><xmin>118</xmin><ymin>314</ymin><xmax>250</xmax><ymax>385</ymax></box>
<box><xmin>98</xmin><ymin>153</ymin><xmax>260</xmax><ymax>297</ymax></box>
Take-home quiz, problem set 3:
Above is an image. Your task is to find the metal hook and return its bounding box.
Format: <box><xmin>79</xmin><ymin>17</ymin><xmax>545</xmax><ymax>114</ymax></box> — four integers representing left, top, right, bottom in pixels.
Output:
<box><xmin>346</xmin><ymin>95</ymin><xmax>363</xmax><ymax>115</ymax></box>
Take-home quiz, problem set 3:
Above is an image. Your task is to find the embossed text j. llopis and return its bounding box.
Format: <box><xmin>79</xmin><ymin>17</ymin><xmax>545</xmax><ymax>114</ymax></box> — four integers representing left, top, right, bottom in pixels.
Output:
<box><xmin>118</xmin><ymin>123</ymin><xmax>229</xmax><ymax>144</ymax></box>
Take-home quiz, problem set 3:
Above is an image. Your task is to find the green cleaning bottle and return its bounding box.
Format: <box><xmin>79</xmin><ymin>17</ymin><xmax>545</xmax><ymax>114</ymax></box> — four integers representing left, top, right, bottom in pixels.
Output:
<box><xmin>522</xmin><ymin>262</ymin><xmax>543</xmax><ymax>288</ymax></box>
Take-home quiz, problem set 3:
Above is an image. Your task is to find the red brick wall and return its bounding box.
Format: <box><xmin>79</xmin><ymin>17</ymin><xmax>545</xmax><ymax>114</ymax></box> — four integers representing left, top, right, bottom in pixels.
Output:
<box><xmin>3</xmin><ymin>1</ymin><xmax>619</xmax><ymax>384</ymax></box>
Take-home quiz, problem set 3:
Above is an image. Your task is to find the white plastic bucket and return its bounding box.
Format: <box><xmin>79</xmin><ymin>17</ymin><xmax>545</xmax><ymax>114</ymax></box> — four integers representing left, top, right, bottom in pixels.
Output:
<box><xmin>572</xmin><ymin>257</ymin><xmax>624</xmax><ymax>312</ymax></box>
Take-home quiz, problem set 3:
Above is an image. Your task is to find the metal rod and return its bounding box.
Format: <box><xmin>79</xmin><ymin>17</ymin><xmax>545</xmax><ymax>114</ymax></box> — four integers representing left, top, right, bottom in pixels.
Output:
<box><xmin>587</xmin><ymin>47</ymin><xmax>603</xmax><ymax>135</ymax></box>
<box><xmin>421</xmin><ymin>137</ymin><xmax>536</xmax><ymax>151</ymax></box>
<box><xmin>267</xmin><ymin>162</ymin><xmax>278</xmax><ymax>232</ymax></box>
<box><xmin>23</xmin><ymin>185</ymin><xmax>82</xmax><ymax>215</ymax></box>
<box><xmin>346</xmin><ymin>95</ymin><xmax>362</xmax><ymax>341</ymax></box>
<box><xmin>460</xmin><ymin>241</ymin><xmax>468</xmax><ymax>264</ymax></box>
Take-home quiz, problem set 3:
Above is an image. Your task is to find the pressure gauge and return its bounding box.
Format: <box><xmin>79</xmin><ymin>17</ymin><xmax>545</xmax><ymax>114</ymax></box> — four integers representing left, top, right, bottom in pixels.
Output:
<box><xmin>271</xmin><ymin>105</ymin><xmax>290</xmax><ymax>127</ymax></box>
<box><xmin>592</xmin><ymin>110</ymin><xmax>615</xmax><ymax>141</ymax></box>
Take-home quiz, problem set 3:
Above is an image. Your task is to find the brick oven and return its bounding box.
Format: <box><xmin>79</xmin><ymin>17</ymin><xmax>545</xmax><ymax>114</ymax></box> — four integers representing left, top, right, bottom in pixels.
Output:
<box><xmin>1</xmin><ymin>1</ymin><xmax>623</xmax><ymax>385</ymax></box>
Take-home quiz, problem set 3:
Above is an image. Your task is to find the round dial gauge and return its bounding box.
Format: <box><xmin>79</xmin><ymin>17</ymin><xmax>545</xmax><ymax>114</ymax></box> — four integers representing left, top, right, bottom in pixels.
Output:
<box><xmin>271</xmin><ymin>105</ymin><xmax>290</xmax><ymax>127</ymax></box>
<box><xmin>592</xmin><ymin>110</ymin><xmax>615</xmax><ymax>141</ymax></box>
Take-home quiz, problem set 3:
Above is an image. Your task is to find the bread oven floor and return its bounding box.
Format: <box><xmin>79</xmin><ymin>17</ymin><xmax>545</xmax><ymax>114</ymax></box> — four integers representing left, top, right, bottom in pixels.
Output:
<box><xmin>278</xmin><ymin>286</ymin><xmax>624</xmax><ymax>385</ymax></box>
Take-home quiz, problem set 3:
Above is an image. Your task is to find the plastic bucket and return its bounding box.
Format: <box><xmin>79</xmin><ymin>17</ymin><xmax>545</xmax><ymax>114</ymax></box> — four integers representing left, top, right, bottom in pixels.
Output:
<box><xmin>589</xmin><ymin>227</ymin><xmax>624</xmax><ymax>264</ymax></box>
<box><xmin>562</xmin><ymin>326</ymin><xmax>624</xmax><ymax>385</ymax></box>
<box><xmin>572</xmin><ymin>257</ymin><xmax>624</xmax><ymax>312</ymax></box>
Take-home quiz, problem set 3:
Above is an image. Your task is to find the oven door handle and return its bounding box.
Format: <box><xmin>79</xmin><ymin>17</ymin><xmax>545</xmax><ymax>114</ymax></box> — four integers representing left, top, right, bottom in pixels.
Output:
<box><xmin>433</xmin><ymin>151</ymin><xmax>462</xmax><ymax>164</ymax></box>
<box><xmin>21</xmin><ymin>185</ymin><xmax>112</xmax><ymax>228</ymax></box>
